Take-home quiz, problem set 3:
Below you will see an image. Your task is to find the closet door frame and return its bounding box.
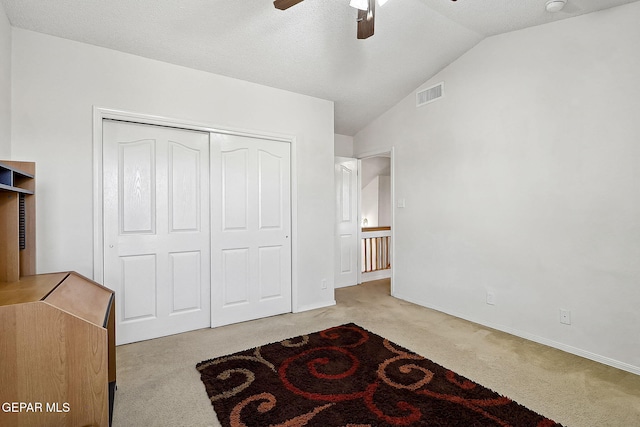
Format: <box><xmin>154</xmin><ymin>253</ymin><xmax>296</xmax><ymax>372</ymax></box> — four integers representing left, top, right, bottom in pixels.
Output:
<box><xmin>92</xmin><ymin>107</ymin><xmax>299</xmax><ymax>314</ymax></box>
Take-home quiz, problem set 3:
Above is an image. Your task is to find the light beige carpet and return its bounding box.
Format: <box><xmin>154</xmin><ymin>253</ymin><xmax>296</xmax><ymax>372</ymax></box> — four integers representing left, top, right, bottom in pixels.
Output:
<box><xmin>113</xmin><ymin>279</ymin><xmax>640</xmax><ymax>426</ymax></box>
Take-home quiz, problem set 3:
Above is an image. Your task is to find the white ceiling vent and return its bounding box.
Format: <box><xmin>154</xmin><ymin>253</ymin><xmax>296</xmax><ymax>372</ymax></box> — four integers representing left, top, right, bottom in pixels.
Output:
<box><xmin>416</xmin><ymin>82</ymin><xmax>444</xmax><ymax>107</ymax></box>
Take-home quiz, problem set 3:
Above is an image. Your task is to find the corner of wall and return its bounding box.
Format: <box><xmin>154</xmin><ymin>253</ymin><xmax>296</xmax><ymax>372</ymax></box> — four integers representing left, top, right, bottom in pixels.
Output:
<box><xmin>334</xmin><ymin>133</ymin><xmax>354</xmax><ymax>158</ymax></box>
<box><xmin>351</xmin><ymin>2</ymin><xmax>640</xmax><ymax>373</ymax></box>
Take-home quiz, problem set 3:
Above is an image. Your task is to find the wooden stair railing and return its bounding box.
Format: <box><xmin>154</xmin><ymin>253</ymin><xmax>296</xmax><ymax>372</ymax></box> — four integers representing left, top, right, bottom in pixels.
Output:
<box><xmin>362</xmin><ymin>226</ymin><xmax>391</xmax><ymax>273</ymax></box>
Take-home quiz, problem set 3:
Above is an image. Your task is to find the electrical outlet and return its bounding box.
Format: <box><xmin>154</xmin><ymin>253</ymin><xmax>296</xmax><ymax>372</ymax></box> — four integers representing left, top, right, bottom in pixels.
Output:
<box><xmin>560</xmin><ymin>309</ymin><xmax>571</xmax><ymax>325</ymax></box>
<box><xmin>321</xmin><ymin>279</ymin><xmax>327</xmax><ymax>290</ymax></box>
<box><xmin>486</xmin><ymin>291</ymin><xmax>495</xmax><ymax>305</ymax></box>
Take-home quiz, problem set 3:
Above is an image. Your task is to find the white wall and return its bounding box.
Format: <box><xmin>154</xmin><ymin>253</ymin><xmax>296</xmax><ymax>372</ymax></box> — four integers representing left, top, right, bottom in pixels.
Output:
<box><xmin>354</xmin><ymin>2</ymin><xmax>640</xmax><ymax>374</ymax></box>
<box><xmin>361</xmin><ymin>174</ymin><xmax>391</xmax><ymax>228</ymax></box>
<box><xmin>361</xmin><ymin>156</ymin><xmax>391</xmax><ymax>228</ymax></box>
<box><xmin>361</xmin><ymin>176</ymin><xmax>379</xmax><ymax>227</ymax></box>
<box><xmin>378</xmin><ymin>175</ymin><xmax>391</xmax><ymax>227</ymax></box>
<box><xmin>11</xmin><ymin>29</ymin><xmax>336</xmax><ymax>311</ymax></box>
<box><xmin>0</xmin><ymin>3</ymin><xmax>10</xmax><ymax>158</ymax></box>
<box><xmin>334</xmin><ymin>133</ymin><xmax>353</xmax><ymax>157</ymax></box>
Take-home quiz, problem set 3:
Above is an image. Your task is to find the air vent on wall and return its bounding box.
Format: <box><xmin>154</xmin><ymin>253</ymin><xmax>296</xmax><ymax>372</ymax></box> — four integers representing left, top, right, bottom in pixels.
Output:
<box><xmin>416</xmin><ymin>82</ymin><xmax>444</xmax><ymax>107</ymax></box>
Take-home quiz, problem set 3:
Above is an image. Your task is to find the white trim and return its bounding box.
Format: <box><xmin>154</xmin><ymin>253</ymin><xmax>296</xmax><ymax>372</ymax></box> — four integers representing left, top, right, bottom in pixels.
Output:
<box><xmin>296</xmin><ymin>300</ymin><xmax>336</xmax><ymax>313</ymax></box>
<box><xmin>394</xmin><ymin>292</ymin><xmax>640</xmax><ymax>376</ymax></box>
<box><xmin>92</xmin><ymin>108</ymin><xmax>104</xmax><ymax>284</ymax></box>
<box><xmin>92</xmin><ymin>106</ymin><xmax>298</xmax><ymax>314</ymax></box>
<box><xmin>290</xmin><ymin>135</ymin><xmax>299</xmax><ymax>313</ymax></box>
<box><xmin>361</xmin><ymin>229</ymin><xmax>391</xmax><ymax>239</ymax></box>
<box><xmin>357</xmin><ymin>148</ymin><xmax>393</xmax><ymax>159</ymax></box>
<box><xmin>356</xmin><ymin>158</ymin><xmax>363</xmax><ymax>286</ymax></box>
<box><xmin>94</xmin><ymin>107</ymin><xmax>295</xmax><ymax>143</ymax></box>
<box><xmin>390</xmin><ymin>146</ymin><xmax>395</xmax><ymax>295</ymax></box>
<box><xmin>362</xmin><ymin>269</ymin><xmax>392</xmax><ymax>282</ymax></box>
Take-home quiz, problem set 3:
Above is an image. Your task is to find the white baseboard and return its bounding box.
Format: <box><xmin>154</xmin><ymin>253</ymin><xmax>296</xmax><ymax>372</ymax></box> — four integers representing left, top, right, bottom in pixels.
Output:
<box><xmin>335</xmin><ymin>282</ymin><xmax>358</xmax><ymax>289</ymax></box>
<box><xmin>295</xmin><ymin>300</ymin><xmax>336</xmax><ymax>313</ymax></box>
<box><xmin>394</xmin><ymin>292</ymin><xmax>640</xmax><ymax>376</ymax></box>
<box><xmin>362</xmin><ymin>269</ymin><xmax>392</xmax><ymax>282</ymax></box>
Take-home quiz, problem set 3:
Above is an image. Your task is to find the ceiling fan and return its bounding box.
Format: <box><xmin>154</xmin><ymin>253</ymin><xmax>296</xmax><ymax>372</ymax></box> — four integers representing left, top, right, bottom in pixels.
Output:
<box><xmin>273</xmin><ymin>0</ymin><xmax>457</xmax><ymax>40</ymax></box>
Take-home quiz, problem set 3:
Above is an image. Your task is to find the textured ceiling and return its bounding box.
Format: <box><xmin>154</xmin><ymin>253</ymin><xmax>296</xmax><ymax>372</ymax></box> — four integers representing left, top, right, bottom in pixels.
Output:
<box><xmin>2</xmin><ymin>0</ymin><xmax>638</xmax><ymax>135</ymax></box>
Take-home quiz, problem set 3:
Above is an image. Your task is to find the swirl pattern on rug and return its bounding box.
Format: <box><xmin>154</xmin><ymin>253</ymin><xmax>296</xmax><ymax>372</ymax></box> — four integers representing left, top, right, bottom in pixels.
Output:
<box><xmin>196</xmin><ymin>323</ymin><xmax>563</xmax><ymax>426</ymax></box>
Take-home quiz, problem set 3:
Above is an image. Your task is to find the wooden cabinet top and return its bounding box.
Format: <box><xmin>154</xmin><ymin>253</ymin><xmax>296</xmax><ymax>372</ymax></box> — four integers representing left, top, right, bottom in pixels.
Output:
<box><xmin>0</xmin><ymin>272</ymin><xmax>68</xmax><ymax>306</ymax></box>
<box><xmin>0</xmin><ymin>272</ymin><xmax>114</xmax><ymax>324</ymax></box>
<box><xmin>46</xmin><ymin>272</ymin><xmax>114</xmax><ymax>326</ymax></box>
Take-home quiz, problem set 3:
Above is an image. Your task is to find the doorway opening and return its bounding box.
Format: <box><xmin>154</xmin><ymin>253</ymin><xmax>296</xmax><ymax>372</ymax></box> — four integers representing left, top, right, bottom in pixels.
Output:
<box><xmin>359</xmin><ymin>153</ymin><xmax>392</xmax><ymax>284</ymax></box>
<box><xmin>334</xmin><ymin>147</ymin><xmax>394</xmax><ymax>294</ymax></box>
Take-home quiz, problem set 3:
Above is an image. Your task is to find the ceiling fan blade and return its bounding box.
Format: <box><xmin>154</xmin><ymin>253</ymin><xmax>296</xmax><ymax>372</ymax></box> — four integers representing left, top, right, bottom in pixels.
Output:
<box><xmin>273</xmin><ymin>0</ymin><xmax>304</xmax><ymax>10</ymax></box>
<box><xmin>357</xmin><ymin>0</ymin><xmax>375</xmax><ymax>39</ymax></box>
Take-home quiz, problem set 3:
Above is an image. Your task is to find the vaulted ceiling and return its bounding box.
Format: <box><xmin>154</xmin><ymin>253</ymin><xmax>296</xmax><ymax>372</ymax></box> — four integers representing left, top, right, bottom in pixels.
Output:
<box><xmin>2</xmin><ymin>0</ymin><xmax>638</xmax><ymax>135</ymax></box>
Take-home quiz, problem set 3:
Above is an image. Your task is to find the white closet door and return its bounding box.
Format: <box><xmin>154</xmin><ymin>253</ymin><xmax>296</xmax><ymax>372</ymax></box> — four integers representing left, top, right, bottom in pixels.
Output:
<box><xmin>103</xmin><ymin>120</ymin><xmax>210</xmax><ymax>345</ymax></box>
<box><xmin>211</xmin><ymin>133</ymin><xmax>291</xmax><ymax>327</ymax></box>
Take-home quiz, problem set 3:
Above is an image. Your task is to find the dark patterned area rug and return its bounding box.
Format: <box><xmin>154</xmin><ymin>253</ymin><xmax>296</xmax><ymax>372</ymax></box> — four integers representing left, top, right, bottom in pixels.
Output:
<box><xmin>196</xmin><ymin>323</ymin><xmax>562</xmax><ymax>426</ymax></box>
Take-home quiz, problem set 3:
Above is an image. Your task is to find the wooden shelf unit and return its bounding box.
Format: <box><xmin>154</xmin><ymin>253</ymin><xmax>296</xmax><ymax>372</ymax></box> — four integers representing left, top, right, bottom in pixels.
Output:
<box><xmin>0</xmin><ymin>272</ymin><xmax>116</xmax><ymax>427</ymax></box>
<box><xmin>0</xmin><ymin>160</ymin><xmax>36</xmax><ymax>282</ymax></box>
<box><xmin>0</xmin><ymin>161</ymin><xmax>116</xmax><ymax>425</ymax></box>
